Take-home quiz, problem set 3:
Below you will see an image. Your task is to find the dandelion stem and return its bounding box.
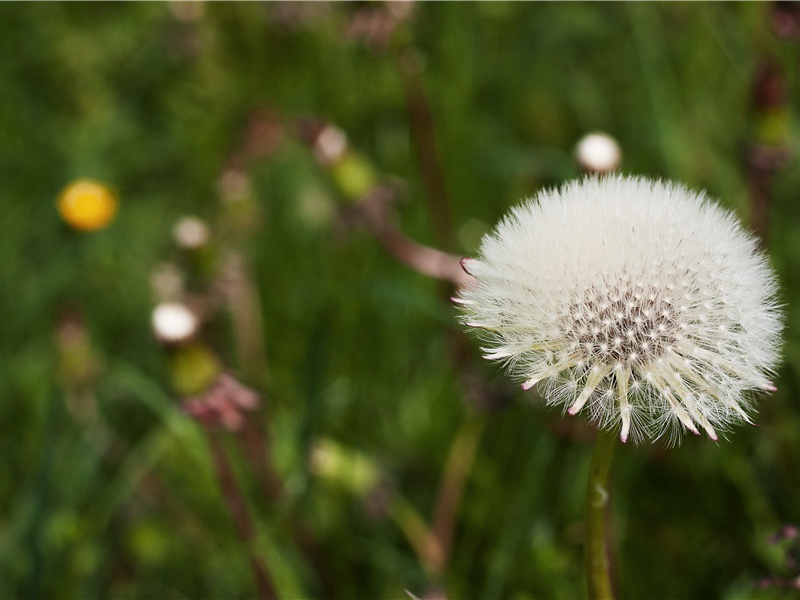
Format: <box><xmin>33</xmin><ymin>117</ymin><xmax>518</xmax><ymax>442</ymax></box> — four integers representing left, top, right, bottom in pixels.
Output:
<box><xmin>432</xmin><ymin>415</ymin><xmax>485</xmax><ymax>571</ymax></box>
<box><xmin>584</xmin><ymin>428</ymin><xmax>617</xmax><ymax>600</ymax></box>
<box><xmin>394</xmin><ymin>44</ymin><xmax>453</xmax><ymax>251</ymax></box>
<box><xmin>388</xmin><ymin>495</ymin><xmax>445</xmax><ymax>576</ymax></box>
<box><xmin>208</xmin><ymin>434</ymin><xmax>278</xmax><ymax>599</ymax></box>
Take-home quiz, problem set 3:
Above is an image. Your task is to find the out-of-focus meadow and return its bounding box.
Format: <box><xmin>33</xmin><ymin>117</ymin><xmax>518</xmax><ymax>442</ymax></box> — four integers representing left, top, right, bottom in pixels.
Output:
<box><xmin>3</xmin><ymin>2</ymin><xmax>800</xmax><ymax>598</ymax></box>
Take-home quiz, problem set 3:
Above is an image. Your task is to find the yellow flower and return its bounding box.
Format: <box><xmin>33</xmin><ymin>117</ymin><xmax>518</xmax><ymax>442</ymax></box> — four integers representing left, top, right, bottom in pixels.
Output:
<box><xmin>57</xmin><ymin>179</ymin><xmax>118</xmax><ymax>231</ymax></box>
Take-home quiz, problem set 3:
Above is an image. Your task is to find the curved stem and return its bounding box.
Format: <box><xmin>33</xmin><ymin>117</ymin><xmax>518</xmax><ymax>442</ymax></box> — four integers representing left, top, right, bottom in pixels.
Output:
<box><xmin>585</xmin><ymin>429</ymin><xmax>617</xmax><ymax>600</ymax></box>
<box><xmin>208</xmin><ymin>434</ymin><xmax>278</xmax><ymax>599</ymax></box>
<box><xmin>389</xmin><ymin>495</ymin><xmax>444</xmax><ymax>576</ymax></box>
<box><xmin>432</xmin><ymin>416</ymin><xmax>485</xmax><ymax>569</ymax></box>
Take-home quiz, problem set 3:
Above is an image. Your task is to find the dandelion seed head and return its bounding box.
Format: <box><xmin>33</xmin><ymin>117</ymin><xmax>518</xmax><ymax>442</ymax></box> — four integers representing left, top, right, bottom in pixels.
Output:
<box><xmin>152</xmin><ymin>301</ymin><xmax>199</xmax><ymax>343</ymax></box>
<box><xmin>457</xmin><ymin>176</ymin><xmax>782</xmax><ymax>444</ymax></box>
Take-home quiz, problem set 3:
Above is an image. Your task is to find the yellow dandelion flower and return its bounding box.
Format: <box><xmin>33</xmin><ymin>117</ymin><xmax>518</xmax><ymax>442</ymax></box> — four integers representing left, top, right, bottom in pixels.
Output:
<box><xmin>57</xmin><ymin>179</ymin><xmax>118</xmax><ymax>231</ymax></box>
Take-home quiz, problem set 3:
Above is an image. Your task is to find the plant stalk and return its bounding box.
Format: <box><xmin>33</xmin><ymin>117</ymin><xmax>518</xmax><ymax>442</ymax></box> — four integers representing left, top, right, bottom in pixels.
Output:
<box><xmin>432</xmin><ymin>415</ymin><xmax>485</xmax><ymax>571</ymax></box>
<box><xmin>584</xmin><ymin>429</ymin><xmax>617</xmax><ymax>600</ymax></box>
<box><xmin>208</xmin><ymin>434</ymin><xmax>278</xmax><ymax>599</ymax></box>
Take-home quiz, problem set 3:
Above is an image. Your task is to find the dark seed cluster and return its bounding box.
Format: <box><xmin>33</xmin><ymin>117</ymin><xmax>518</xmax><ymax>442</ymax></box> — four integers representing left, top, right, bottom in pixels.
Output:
<box><xmin>565</xmin><ymin>280</ymin><xmax>680</xmax><ymax>365</ymax></box>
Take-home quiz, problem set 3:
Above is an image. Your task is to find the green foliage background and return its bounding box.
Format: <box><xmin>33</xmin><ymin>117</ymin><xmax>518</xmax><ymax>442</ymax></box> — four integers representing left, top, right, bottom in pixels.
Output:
<box><xmin>1</xmin><ymin>2</ymin><xmax>800</xmax><ymax>599</ymax></box>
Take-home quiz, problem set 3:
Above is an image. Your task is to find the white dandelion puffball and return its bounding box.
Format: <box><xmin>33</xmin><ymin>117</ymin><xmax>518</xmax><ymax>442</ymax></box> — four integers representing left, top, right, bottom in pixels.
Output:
<box><xmin>456</xmin><ymin>176</ymin><xmax>782</xmax><ymax>444</ymax></box>
<box><xmin>152</xmin><ymin>302</ymin><xmax>199</xmax><ymax>343</ymax></box>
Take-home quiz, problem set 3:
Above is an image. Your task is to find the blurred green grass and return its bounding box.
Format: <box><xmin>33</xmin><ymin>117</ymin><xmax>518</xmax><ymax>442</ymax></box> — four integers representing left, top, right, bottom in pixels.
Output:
<box><xmin>1</xmin><ymin>2</ymin><xmax>800</xmax><ymax>599</ymax></box>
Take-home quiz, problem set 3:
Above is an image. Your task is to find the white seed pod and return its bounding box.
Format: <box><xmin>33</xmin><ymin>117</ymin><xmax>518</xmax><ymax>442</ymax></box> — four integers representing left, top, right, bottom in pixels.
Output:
<box><xmin>456</xmin><ymin>176</ymin><xmax>783</xmax><ymax>444</ymax></box>
<box><xmin>575</xmin><ymin>132</ymin><xmax>622</xmax><ymax>173</ymax></box>
<box><xmin>314</xmin><ymin>125</ymin><xmax>348</xmax><ymax>165</ymax></box>
<box><xmin>152</xmin><ymin>302</ymin><xmax>199</xmax><ymax>344</ymax></box>
<box><xmin>172</xmin><ymin>216</ymin><xmax>211</xmax><ymax>250</ymax></box>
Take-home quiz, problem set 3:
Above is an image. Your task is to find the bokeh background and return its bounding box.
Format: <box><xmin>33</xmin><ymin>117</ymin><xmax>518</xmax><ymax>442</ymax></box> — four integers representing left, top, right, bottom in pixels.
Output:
<box><xmin>3</xmin><ymin>2</ymin><xmax>800</xmax><ymax>599</ymax></box>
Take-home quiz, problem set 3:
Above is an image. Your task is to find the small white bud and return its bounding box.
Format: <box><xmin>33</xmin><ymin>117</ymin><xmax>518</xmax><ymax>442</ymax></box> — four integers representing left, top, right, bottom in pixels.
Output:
<box><xmin>172</xmin><ymin>216</ymin><xmax>210</xmax><ymax>250</ymax></box>
<box><xmin>152</xmin><ymin>302</ymin><xmax>199</xmax><ymax>343</ymax></box>
<box><xmin>575</xmin><ymin>132</ymin><xmax>622</xmax><ymax>173</ymax></box>
<box><xmin>314</xmin><ymin>125</ymin><xmax>348</xmax><ymax>165</ymax></box>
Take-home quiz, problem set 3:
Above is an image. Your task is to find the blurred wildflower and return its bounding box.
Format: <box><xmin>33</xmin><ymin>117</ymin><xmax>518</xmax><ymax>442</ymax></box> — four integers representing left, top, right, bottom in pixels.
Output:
<box><xmin>218</xmin><ymin>169</ymin><xmax>252</xmax><ymax>203</ymax></box>
<box><xmin>57</xmin><ymin>179</ymin><xmax>117</xmax><ymax>232</ymax></box>
<box><xmin>302</xmin><ymin>120</ymin><xmax>378</xmax><ymax>201</ymax></box>
<box><xmin>770</xmin><ymin>524</ymin><xmax>800</xmax><ymax>548</ymax></box>
<box><xmin>456</xmin><ymin>176</ymin><xmax>782</xmax><ymax>444</ymax></box>
<box><xmin>56</xmin><ymin>310</ymin><xmax>103</xmax><ymax>421</ymax></box>
<box><xmin>758</xmin><ymin>525</ymin><xmax>800</xmax><ymax>589</ymax></box>
<box><xmin>771</xmin><ymin>1</ymin><xmax>800</xmax><ymax>41</ymax></box>
<box><xmin>56</xmin><ymin>310</ymin><xmax>99</xmax><ymax>388</ymax></box>
<box><xmin>150</xmin><ymin>262</ymin><xmax>186</xmax><ymax>301</ymax></box>
<box><xmin>346</xmin><ymin>0</ymin><xmax>416</xmax><ymax>53</ymax></box>
<box><xmin>167</xmin><ymin>342</ymin><xmax>220</xmax><ymax>397</ymax></box>
<box><xmin>172</xmin><ymin>216</ymin><xmax>211</xmax><ymax>250</ymax></box>
<box><xmin>313</xmin><ymin>124</ymin><xmax>348</xmax><ymax>166</ymax></box>
<box><xmin>167</xmin><ymin>0</ymin><xmax>205</xmax><ymax>23</ymax></box>
<box><xmin>239</xmin><ymin>110</ymin><xmax>285</xmax><ymax>163</ymax></box>
<box><xmin>182</xmin><ymin>372</ymin><xmax>261</xmax><ymax>432</ymax></box>
<box><xmin>152</xmin><ymin>301</ymin><xmax>199</xmax><ymax>344</ymax></box>
<box><xmin>329</xmin><ymin>150</ymin><xmax>378</xmax><ymax>201</ymax></box>
<box><xmin>268</xmin><ymin>1</ymin><xmax>333</xmax><ymax>30</ymax></box>
<box><xmin>575</xmin><ymin>132</ymin><xmax>622</xmax><ymax>174</ymax></box>
<box><xmin>309</xmin><ymin>438</ymin><xmax>381</xmax><ymax>497</ymax></box>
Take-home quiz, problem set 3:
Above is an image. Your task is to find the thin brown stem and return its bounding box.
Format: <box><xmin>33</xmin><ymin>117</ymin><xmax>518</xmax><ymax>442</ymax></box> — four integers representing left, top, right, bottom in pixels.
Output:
<box><xmin>395</xmin><ymin>47</ymin><xmax>454</xmax><ymax>251</ymax></box>
<box><xmin>208</xmin><ymin>434</ymin><xmax>278</xmax><ymax>600</ymax></box>
<box><xmin>746</xmin><ymin>57</ymin><xmax>791</xmax><ymax>243</ymax></box>
<box><xmin>389</xmin><ymin>495</ymin><xmax>446</xmax><ymax>576</ymax></box>
<box><xmin>359</xmin><ymin>190</ymin><xmax>474</xmax><ymax>288</ymax></box>
<box><xmin>236</xmin><ymin>417</ymin><xmax>284</xmax><ymax>504</ymax></box>
<box><xmin>234</xmin><ymin>421</ymin><xmax>334</xmax><ymax>597</ymax></box>
<box><xmin>747</xmin><ymin>164</ymin><xmax>772</xmax><ymax>242</ymax></box>
<box><xmin>221</xmin><ymin>251</ymin><xmax>270</xmax><ymax>387</ymax></box>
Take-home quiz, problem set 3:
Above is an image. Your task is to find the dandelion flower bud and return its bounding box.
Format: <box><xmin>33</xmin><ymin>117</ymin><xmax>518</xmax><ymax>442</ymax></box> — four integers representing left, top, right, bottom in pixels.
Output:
<box><xmin>152</xmin><ymin>302</ymin><xmax>199</xmax><ymax>344</ymax></box>
<box><xmin>575</xmin><ymin>132</ymin><xmax>622</xmax><ymax>173</ymax></box>
<box><xmin>456</xmin><ymin>176</ymin><xmax>782</xmax><ymax>444</ymax></box>
<box><xmin>172</xmin><ymin>216</ymin><xmax>210</xmax><ymax>250</ymax></box>
<box><xmin>313</xmin><ymin>124</ymin><xmax>348</xmax><ymax>165</ymax></box>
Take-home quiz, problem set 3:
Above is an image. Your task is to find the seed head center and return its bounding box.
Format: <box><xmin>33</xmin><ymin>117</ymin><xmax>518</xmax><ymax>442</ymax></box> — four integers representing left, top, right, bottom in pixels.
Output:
<box><xmin>567</xmin><ymin>283</ymin><xmax>678</xmax><ymax>365</ymax></box>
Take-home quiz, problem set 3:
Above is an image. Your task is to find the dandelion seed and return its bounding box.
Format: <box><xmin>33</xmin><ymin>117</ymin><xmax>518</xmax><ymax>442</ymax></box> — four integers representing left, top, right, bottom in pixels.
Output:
<box><xmin>456</xmin><ymin>176</ymin><xmax>782</xmax><ymax>443</ymax></box>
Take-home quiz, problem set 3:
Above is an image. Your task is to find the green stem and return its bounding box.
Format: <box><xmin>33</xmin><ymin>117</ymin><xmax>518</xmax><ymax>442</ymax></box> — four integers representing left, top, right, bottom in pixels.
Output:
<box><xmin>585</xmin><ymin>429</ymin><xmax>617</xmax><ymax>600</ymax></box>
